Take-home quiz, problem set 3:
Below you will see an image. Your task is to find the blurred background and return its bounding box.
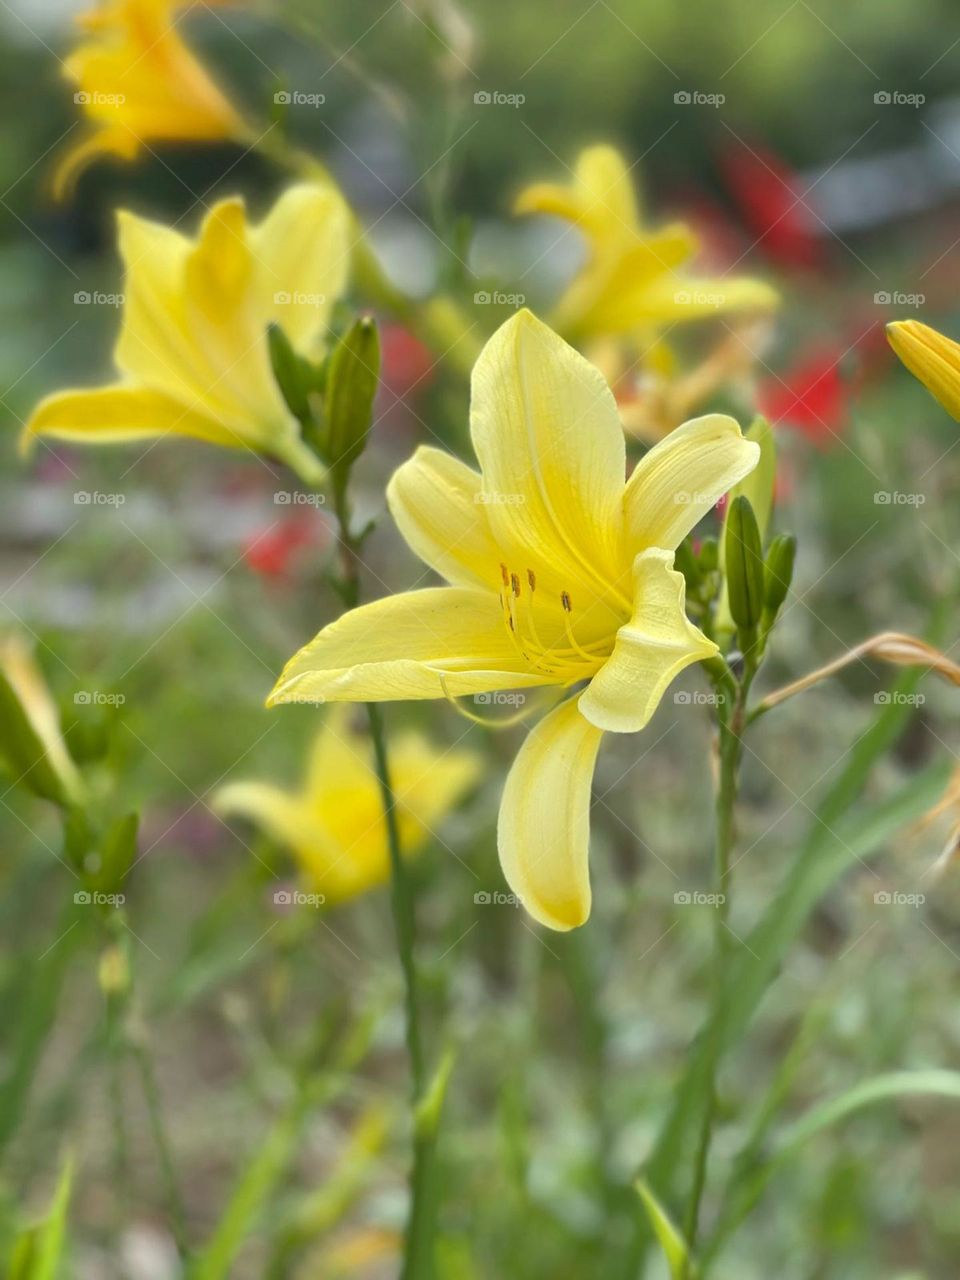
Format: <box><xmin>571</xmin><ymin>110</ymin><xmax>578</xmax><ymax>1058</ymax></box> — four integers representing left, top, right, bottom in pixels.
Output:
<box><xmin>3</xmin><ymin>1</ymin><xmax>960</xmax><ymax>1276</ymax></box>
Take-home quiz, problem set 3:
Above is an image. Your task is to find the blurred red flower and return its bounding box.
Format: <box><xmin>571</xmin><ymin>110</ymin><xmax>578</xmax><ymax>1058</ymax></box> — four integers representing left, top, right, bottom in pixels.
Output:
<box><xmin>759</xmin><ymin>347</ymin><xmax>850</xmax><ymax>447</ymax></box>
<box><xmin>720</xmin><ymin>140</ymin><xmax>822</xmax><ymax>270</ymax></box>
<box><xmin>244</xmin><ymin>511</ymin><xmax>327</xmax><ymax>580</ymax></box>
<box><xmin>380</xmin><ymin>324</ymin><xmax>436</xmax><ymax>401</ymax></box>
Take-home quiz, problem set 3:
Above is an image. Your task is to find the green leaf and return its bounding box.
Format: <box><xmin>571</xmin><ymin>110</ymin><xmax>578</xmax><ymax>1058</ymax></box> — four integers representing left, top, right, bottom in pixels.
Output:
<box><xmin>635</xmin><ymin>1180</ymin><xmax>693</xmax><ymax>1279</ymax></box>
<box><xmin>642</xmin><ymin>750</ymin><xmax>948</xmax><ymax>1211</ymax></box>
<box><xmin>9</xmin><ymin>1153</ymin><xmax>73</xmax><ymax>1280</ymax></box>
<box><xmin>708</xmin><ymin>1071</ymin><xmax>960</xmax><ymax>1259</ymax></box>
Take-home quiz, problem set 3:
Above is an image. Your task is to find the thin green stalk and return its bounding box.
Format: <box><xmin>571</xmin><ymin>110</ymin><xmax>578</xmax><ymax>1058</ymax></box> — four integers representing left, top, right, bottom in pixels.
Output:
<box><xmin>329</xmin><ymin>480</ymin><xmax>433</xmax><ymax>1278</ymax></box>
<box><xmin>131</xmin><ymin>1030</ymin><xmax>190</xmax><ymax>1257</ymax></box>
<box><xmin>682</xmin><ymin>668</ymin><xmax>750</xmax><ymax>1263</ymax></box>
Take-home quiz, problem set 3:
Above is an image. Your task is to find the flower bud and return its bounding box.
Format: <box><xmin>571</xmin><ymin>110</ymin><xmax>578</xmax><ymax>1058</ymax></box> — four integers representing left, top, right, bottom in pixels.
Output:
<box><xmin>267</xmin><ymin>322</ymin><xmax>320</xmax><ymax>427</ymax></box>
<box><xmin>324</xmin><ymin>316</ymin><xmax>381</xmax><ymax>473</ymax></box>
<box><xmin>763</xmin><ymin>532</ymin><xmax>797</xmax><ymax>618</ymax></box>
<box><xmin>887</xmin><ymin>320</ymin><xmax>960</xmax><ymax>420</ymax></box>
<box><xmin>725</xmin><ymin>496</ymin><xmax>764</xmax><ymax>631</ymax></box>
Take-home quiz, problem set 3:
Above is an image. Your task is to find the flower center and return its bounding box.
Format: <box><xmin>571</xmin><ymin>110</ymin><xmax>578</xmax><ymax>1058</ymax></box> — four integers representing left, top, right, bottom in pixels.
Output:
<box><xmin>498</xmin><ymin>562</ymin><xmax>614</xmax><ymax>683</ymax></box>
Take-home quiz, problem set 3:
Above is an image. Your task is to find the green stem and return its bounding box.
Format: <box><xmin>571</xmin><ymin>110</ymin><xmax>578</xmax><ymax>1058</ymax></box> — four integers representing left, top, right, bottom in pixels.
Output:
<box><xmin>682</xmin><ymin>675</ymin><xmax>747</xmax><ymax>1264</ymax></box>
<box><xmin>130</xmin><ymin>1029</ymin><xmax>190</xmax><ymax>1258</ymax></box>
<box><xmin>329</xmin><ymin>478</ymin><xmax>433</xmax><ymax>1278</ymax></box>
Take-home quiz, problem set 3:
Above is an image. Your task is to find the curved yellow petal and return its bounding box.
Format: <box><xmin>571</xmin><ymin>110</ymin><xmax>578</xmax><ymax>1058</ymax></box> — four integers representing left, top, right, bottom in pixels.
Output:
<box><xmin>250</xmin><ymin>184</ymin><xmax>352</xmax><ymax>352</ymax></box>
<box><xmin>633</xmin><ymin>274</ymin><xmax>780</xmax><ymax>327</ymax></box>
<box><xmin>469</xmin><ymin>309</ymin><xmax>627</xmax><ymax>608</ymax></box>
<box><xmin>497</xmin><ymin>697</ymin><xmax>603</xmax><ymax>931</ymax></box>
<box><xmin>515</xmin><ymin>144</ymin><xmax>639</xmax><ymax>242</ymax></box>
<box><xmin>887</xmin><ymin>320</ymin><xmax>960</xmax><ymax>420</ymax></box>
<box><xmin>268</xmin><ymin>588</ymin><xmax>552</xmax><ymax>707</ymax></box>
<box><xmin>24</xmin><ymin>383</ymin><xmax>242</xmax><ymax>450</ymax></box>
<box><xmin>386</xmin><ymin>446</ymin><xmax>500</xmax><ymax>590</ymax></box>
<box><xmin>578</xmin><ymin>549</ymin><xmax>716</xmax><ymax>733</ymax></box>
<box><xmin>114</xmin><ymin>209</ymin><xmax>200</xmax><ymax>396</ymax></box>
<box><xmin>624</xmin><ymin>413</ymin><xmax>759</xmax><ymax>553</ymax></box>
<box><xmin>214</xmin><ymin>781</ymin><xmax>316</xmax><ymax>854</ymax></box>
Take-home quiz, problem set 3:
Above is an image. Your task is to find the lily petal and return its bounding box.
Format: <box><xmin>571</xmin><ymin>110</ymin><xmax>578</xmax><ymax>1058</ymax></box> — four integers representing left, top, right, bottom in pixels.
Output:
<box><xmin>386</xmin><ymin>446</ymin><xmax>500</xmax><ymax>590</ymax></box>
<box><xmin>251</xmin><ymin>184</ymin><xmax>352</xmax><ymax>351</ymax></box>
<box><xmin>497</xmin><ymin>697</ymin><xmax>603</xmax><ymax>931</ymax></box>
<box><xmin>470</xmin><ymin>309</ymin><xmax>626</xmax><ymax>599</ymax></box>
<box><xmin>624</xmin><ymin>413</ymin><xmax>759</xmax><ymax>552</ymax></box>
<box><xmin>268</xmin><ymin>588</ymin><xmax>552</xmax><ymax>706</ymax></box>
<box><xmin>23</xmin><ymin>383</ymin><xmax>243</xmax><ymax>450</ymax></box>
<box><xmin>578</xmin><ymin>549</ymin><xmax>717</xmax><ymax>733</ymax></box>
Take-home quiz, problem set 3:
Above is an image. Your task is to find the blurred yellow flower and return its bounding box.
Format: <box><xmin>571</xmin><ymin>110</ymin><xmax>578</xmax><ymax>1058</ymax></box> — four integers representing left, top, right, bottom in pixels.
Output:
<box><xmin>887</xmin><ymin>319</ymin><xmax>960</xmax><ymax>421</ymax></box>
<box><xmin>24</xmin><ymin>185</ymin><xmax>350</xmax><ymax>483</ymax></box>
<box><xmin>0</xmin><ymin>635</ymin><xmax>84</xmax><ymax>806</ymax></box>
<box><xmin>215</xmin><ymin>709</ymin><xmax>481</xmax><ymax>905</ymax></box>
<box><xmin>269</xmin><ymin>310</ymin><xmax>758</xmax><ymax>930</ymax></box>
<box><xmin>54</xmin><ymin>0</ymin><xmax>246</xmax><ymax>198</ymax></box>
<box><xmin>515</xmin><ymin>144</ymin><xmax>778</xmax><ymax>347</ymax></box>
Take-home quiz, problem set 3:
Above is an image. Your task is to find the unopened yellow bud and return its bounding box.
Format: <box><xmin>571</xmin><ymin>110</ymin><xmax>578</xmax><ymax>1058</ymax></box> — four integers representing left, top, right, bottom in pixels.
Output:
<box><xmin>887</xmin><ymin>320</ymin><xmax>960</xmax><ymax>420</ymax></box>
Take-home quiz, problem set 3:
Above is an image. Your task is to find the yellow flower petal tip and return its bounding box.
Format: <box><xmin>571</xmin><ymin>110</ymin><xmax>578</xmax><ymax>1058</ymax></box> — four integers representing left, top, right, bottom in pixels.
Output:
<box><xmin>25</xmin><ymin>184</ymin><xmax>350</xmax><ymax>482</ymax></box>
<box><xmin>887</xmin><ymin>320</ymin><xmax>960</xmax><ymax>422</ymax></box>
<box><xmin>272</xmin><ymin>312</ymin><xmax>758</xmax><ymax>929</ymax></box>
<box><xmin>214</xmin><ymin>709</ymin><xmax>482</xmax><ymax>907</ymax></box>
<box><xmin>514</xmin><ymin>143</ymin><xmax>778</xmax><ymax>343</ymax></box>
<box><xmin>53</xmin><ymin>0</ymin><xmax>247</xmax><ymax>198</ymax></box>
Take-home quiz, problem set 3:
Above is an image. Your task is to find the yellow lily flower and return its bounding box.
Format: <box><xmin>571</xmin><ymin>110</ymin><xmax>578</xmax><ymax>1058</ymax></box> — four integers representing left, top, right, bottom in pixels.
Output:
<box><xmin>25</xmin><ymin>185</ymin><xmax>350</xmax><ymax>483</ymax></box>
<box><xmin>268</xmin><ymin>310</ymin><xmax>759</xmax><ymax>930</ymax></box>
<box><xmin>54</xmin><ymin>0</ymin><xmax>246</xmax><ymax>198</ymax></box>
<box><xmin>215</xmin><ymin>709</ymin><xmax>481</xmax><ymax>905</ymax></box>
<box><xmin>887</xmin><ymin>319</ymin><xmax>960</xmax><ymax>420</ymax></box>
<box><xmin>514</xmin><ymin>144</ymin><xmax>778</xmax><ymax>346</ymax></box>
<box><xmin>0</xmin><ymin>635</ymin><xmax>85</xmax><ymax>806</ymax></box>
